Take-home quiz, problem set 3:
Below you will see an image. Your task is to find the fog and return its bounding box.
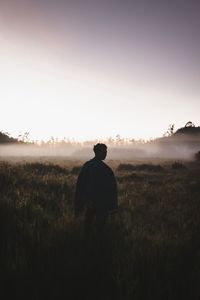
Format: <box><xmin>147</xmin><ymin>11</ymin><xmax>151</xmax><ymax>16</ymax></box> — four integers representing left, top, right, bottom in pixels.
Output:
<box><xmin>0</xmin><ymin>137</ymin><xmax>199</xmax><ymax>161</ymax></box>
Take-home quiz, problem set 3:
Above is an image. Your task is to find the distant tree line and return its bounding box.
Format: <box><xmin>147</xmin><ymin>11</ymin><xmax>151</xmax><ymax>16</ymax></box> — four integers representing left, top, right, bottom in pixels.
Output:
<box><xmin>1</xmin><ymin>121</ymin><xmax>200</xmax><ymax>146</ymax></box>
<box><xmin>0</xmin><ymin>132</ymin><xmax>19</xmax><ymax>144</ymax></box>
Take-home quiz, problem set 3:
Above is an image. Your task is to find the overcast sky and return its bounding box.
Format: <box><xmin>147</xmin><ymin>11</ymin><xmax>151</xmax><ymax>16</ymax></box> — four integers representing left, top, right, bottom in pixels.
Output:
<box><xmin>0</xmin><ymin>0</ymin><xmax>200</xmax><ymax>141</ymax></box>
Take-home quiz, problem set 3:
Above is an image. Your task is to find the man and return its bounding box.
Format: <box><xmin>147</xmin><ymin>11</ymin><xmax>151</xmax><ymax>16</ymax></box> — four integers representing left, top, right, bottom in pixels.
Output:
<box><xmin>74</xmin><ymin>143</ymin><xmax>118</xmax><ymax>227</ymax></box>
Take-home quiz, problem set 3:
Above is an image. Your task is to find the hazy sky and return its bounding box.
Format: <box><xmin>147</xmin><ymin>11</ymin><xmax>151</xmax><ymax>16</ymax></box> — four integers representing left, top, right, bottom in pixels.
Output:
<box><xmin>0</xmin><ymin>0</ymin><xmax>200</xmax><ymax>141</ymax></box>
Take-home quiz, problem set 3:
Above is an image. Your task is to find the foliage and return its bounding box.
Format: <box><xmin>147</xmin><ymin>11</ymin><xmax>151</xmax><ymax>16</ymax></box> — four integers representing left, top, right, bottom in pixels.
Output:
<box><xmin>23</xmin><ymin>162</ymin><xmax>69</xmax><ymax>175</ymax></box>
<box><xmin>0</xmin><ymin>131</ymin><xmax>19</xmax><ymax>143</ymax></box>
<box><xmin>163</xmin><ymin>124</ymin><xmax>175</xmax><ymax>137</ymax></box>
<box><xmin>70</xmin><ymin>166</ymin><xmax>82</xmax><ymax>175</ymax></box>
<box><xmin>0</xmin><ymin>161</ymin><xmax>200</xmax><ymax>299</ymax></box>
<box><xmin>174</xmin><ymin>125</ymin><xmax>200</xmax><ymax>136</ymax></box>
<box><xmin>185</xmin><ymin>121</ymin><xmax>195</xmax><ymax>128</ymax></box>
<box><xmin>117</xmin><ymin>163</ymin><xmax>164</xmax><ymax>172</ymax></box>
<box><xmin>171</xmin><ymin>161</ymin><xmax>187</xmax><ymax>170</ymax></box>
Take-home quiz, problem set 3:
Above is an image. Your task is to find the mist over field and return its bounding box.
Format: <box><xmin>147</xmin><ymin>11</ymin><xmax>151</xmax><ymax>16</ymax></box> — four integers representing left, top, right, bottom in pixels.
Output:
<box><xmin>0</xmin><ymin>136</ymin><xmax>199</xmax><ymax>160</ymax></box>
<box><xmin>1</xmin><ymin>123</ymin><xmax>200</xmax><ymax>161</ymax></box>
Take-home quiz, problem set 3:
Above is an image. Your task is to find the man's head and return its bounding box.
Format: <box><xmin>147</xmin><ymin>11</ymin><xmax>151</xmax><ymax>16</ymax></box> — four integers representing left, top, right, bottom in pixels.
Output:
<box><xmin>93</xmin><ymin>143</ymin><xmax>107</xmax><ymax>160</ymax></box>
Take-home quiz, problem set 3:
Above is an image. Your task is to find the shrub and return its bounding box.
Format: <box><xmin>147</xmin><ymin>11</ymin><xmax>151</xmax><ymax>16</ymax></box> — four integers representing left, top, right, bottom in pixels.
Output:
<box><xmin>171</xmin><ymin>162</ymin><xmax>186</xmax><ymax>170</ymax></box>
<box><xmin>71</xmin><ymin>166</ymin><xmax>82</xmax><ymax>175</ymax></box>
<box><xmin>117</xmin><ymin>163</ymin><xmax>164</xmax><ymax>172</ymax></box>
<box><xmin>117</xmin><ymin>163</ymin><xmax>135</xmax><ymax>172</ymax></box>
<box><xmin>117</xmin><ymin>173</ymin><xmax>143</xmax><ymax>183</ymax></box>
<box><xmin>24</xmin><ymin>163</ymin><xmax>69</xmax><ymax>175</ymax></box>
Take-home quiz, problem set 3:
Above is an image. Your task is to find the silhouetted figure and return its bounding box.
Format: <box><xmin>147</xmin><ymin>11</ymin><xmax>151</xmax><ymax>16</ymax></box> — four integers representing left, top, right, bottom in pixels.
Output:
<box><xmin>74</xmin><ymin>143</ymin><xmax>118</xmax><ymax>228</ymax></box>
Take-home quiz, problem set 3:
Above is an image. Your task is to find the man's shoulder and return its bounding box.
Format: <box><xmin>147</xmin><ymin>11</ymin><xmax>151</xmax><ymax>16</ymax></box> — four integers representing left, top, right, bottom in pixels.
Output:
<box><xmin>81</xmin><ymin>158</ymin><xmax>97</xmax><ymax>171</ymax></box>
<box><xmin>81</xmin><ymin>159</ymin><xmax>107</xmax><ymax>172</ymax></box>
<box><xmin>83</xmin><ymin>158</ymin><xmax>96</xmax><ymax>167</ymax></box>
<box><xmin>82</xmin><ymin>159</ymin><xmax>114</xmax><ymax>173</ymax></box>
<box><xmin>100</xmin><ymin>161</ymin><xmax>115</xmax><ymax>176</ymax></box>
<box><xmin>101</xmin><ymin>160</ymin><xmax>111</xmax><ymax>169</ymax></box>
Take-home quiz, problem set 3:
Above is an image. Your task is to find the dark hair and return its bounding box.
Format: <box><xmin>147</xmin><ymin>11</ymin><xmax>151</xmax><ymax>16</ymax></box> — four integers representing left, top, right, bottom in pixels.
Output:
<box><xmin>93</xmin><ymin>143</ymin><xmax>107</xmax><ymax>154</ymax></box>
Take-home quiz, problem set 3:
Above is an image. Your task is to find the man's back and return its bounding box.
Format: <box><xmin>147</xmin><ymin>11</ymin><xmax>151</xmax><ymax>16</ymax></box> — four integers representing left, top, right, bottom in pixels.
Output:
<box><xmin>74</xmin><ymin>157</ymin><xmax>118</xmax><ymax>220</ymax></box>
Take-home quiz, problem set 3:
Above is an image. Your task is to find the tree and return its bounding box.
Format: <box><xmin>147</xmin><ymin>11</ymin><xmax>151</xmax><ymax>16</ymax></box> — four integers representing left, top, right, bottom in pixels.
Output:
<box><xmin>163</xmin><ymin>124</ymin><xmax>174</xmax><ymax>137</ymax></box>
<box><xmin>185</xmin><ymin>121</ymin><xmax>195</xmax><ymax>128</ymax></box>
<box><xmin>0</xmin><ymin>131</ymin><xmax>18</xmax><ymax>143</ymax></box>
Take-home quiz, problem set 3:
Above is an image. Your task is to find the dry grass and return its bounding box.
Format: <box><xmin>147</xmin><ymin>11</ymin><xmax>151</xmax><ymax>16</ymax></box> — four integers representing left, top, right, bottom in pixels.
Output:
<box><xmin>0</xmin><ymin>158</ymin><xmax>200</xmax><ymax>300</ymax></box>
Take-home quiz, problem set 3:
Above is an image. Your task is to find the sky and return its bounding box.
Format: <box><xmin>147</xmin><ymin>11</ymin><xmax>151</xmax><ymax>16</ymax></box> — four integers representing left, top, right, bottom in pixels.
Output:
<box><xmin>0</xmin><ymin>0</ymin><xmax>200</xmax><ymax>141</ymax></box>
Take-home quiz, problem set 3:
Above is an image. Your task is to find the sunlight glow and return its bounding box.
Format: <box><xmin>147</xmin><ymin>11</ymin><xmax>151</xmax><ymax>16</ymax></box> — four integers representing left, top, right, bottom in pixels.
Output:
<box><xmin>0</xmin><ymin>38</ymin><xmax>198</xmax><ymax>141</ymax></box>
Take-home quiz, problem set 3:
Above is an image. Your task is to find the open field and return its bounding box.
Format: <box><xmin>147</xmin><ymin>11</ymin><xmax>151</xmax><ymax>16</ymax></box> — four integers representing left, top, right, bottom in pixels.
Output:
<box><xmin>1</xmin><ymin>158</ymin><xmax>200</xmax><ymax>300</ymax></box>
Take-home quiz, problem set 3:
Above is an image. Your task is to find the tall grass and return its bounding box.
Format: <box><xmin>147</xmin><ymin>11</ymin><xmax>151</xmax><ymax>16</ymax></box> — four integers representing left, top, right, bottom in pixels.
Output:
<box><xmin>0</xmin><ymin>161</ymin><xmax>200</xmax><ymax>299</ymax></box>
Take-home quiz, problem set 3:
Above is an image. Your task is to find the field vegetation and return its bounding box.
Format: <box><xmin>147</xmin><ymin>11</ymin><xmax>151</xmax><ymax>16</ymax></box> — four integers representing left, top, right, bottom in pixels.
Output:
<box><xmin>1</xmin><ymin>158</ymin><xmax>200</xmax><ymax>300</ymax></box>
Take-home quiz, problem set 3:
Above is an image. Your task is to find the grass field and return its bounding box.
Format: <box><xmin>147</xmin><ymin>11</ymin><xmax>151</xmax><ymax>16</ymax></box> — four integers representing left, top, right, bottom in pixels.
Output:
<box><xmin>0</xmin><ymin>158</ymin><xmax>200</xmax><ymax>300</ymax></box>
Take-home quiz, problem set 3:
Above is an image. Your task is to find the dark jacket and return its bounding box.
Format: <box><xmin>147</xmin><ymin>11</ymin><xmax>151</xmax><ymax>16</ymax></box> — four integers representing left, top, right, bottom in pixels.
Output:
<box><xmin>74</xmin><ymin>157</ymin><xmax>118</xmax><ymax>217</ymax></box>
